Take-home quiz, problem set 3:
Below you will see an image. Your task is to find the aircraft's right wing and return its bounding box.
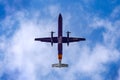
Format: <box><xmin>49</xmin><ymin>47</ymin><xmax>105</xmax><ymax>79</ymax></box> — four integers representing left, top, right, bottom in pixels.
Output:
<box><xmin>35</xmin><ymin>37</ymin><xmax>58</xmax><ymax>43</ymax></box>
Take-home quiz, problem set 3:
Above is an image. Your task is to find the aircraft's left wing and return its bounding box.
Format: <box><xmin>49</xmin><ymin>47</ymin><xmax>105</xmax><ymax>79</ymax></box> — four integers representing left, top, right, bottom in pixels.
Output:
<box><xmin>35</xmin><ymin>37</ymin><xmax>58</xmax><ymax>43</ymax></box>
<box><xmin>62</xmin><ymin>37</ymin><xmax>86</xmax><ymax>43</ymax></box>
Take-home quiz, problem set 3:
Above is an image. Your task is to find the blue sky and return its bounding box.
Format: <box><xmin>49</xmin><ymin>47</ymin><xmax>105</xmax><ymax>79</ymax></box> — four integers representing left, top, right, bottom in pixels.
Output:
<box><xmin>0</xmin><ymin>0</ymin><xmax>120</xmax><ymax>80</ymax></box>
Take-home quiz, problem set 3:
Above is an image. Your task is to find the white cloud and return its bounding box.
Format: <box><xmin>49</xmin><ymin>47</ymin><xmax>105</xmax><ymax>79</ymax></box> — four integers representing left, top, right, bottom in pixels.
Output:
<box><xmin>117</xmin><ymin>69</ymin><xmax>120</xmax><ymax>80</ymax></box>
<box><xmin>48</xmin><ymin>5</ymin><xmax>60</xmax><ymax>17</ymax></box>
<box><xmin>89</xmin><ymin>14</ymin><xmax>120</xmax><ymax>49</ymax></box>
<box><xmin>0</xmin><ymin>11</ymin><xmax>56</xmax><ymax>79</ymax></box>
<box><xmin>62</xmin><ymin>43</ymin><xmax>119</xmax><ymax>80</ymax></box>
<box><xmin>0</xmin><ymin>3</ymin><xmax>120</xmax><ymax>80</ymax></box>
<box><xmin>110</xmin><ymin>6</ymin><xmax>120</xmax><ymax>19</ymax></box>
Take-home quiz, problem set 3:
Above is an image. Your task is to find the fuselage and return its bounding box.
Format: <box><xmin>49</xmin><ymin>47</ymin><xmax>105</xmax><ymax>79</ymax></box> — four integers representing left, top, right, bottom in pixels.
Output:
<box><xmin>58</xmin><ymin>14</ymin><xmax>63</xmax><ymax>61</ymax></box>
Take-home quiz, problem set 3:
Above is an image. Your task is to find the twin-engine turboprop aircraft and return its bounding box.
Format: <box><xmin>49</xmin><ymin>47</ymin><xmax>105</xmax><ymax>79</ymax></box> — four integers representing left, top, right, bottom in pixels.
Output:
<box><xmin>35</xmin><ymin>13</ymin><xmax>86</xmax><ymax>68</ymax></box>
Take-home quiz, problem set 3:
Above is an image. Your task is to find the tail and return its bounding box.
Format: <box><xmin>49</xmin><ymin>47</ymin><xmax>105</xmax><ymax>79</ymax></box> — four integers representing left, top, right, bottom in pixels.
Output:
<box><xmin>52</xmin><ymin>60</ymin><xmax>68</xmax><ymax>68</ymax></box>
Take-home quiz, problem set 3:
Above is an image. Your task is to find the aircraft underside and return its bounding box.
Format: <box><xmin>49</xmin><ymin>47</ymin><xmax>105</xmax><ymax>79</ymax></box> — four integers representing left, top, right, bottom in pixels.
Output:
<box><xmin>35</xmin><ymin>13</ymin><xmax>86</xmax><ymax>68</ymax></box>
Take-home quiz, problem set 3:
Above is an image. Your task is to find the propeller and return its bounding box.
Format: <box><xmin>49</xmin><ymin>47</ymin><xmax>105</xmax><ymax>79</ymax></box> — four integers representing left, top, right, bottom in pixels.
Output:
<box><xmin>51</xmin><ymin>31</ymin><xmax>55</xmax><ymax>46</ymax></box>
<box><xmin>66</xmin><ymin>31</ymin><xmax>71</xmax><ymax>46</ymax></box>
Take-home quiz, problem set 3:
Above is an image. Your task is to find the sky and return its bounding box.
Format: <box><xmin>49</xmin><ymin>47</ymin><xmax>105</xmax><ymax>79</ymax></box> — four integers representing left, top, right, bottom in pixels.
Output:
<box><xmin>0</xmin><ymin>0</ymin><xmax>120</xmax><ymax>80</ymax></box>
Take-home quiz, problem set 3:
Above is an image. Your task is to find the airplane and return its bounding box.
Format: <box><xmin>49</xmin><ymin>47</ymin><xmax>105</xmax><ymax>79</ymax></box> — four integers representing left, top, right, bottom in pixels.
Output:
<box><xmin>35</xmin><ymin>13</ymin><xmax>86</xmax><ymax>68</ymax></box>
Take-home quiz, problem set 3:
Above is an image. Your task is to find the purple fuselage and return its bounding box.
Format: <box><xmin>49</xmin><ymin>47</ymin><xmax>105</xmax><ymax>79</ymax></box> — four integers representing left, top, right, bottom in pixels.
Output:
<box><xmin>58</xmin><ymin>14</ymin><xmax>63</xmax><ymax>60</ymax></box>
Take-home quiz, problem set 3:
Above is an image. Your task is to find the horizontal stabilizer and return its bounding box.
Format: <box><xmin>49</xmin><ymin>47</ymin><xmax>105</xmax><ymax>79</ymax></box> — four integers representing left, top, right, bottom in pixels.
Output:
<box><xmin>52</xmin><ymin>63</ymin><xmax>68</xmax><ymax>68</ymax></box>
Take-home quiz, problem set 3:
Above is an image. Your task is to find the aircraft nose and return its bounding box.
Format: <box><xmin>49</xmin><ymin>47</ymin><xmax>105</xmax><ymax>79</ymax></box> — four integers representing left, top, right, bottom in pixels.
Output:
<box><xmin>59</xmin><ymin>13</ymin><xmax>62</xmax><ymax>18</ymax></box>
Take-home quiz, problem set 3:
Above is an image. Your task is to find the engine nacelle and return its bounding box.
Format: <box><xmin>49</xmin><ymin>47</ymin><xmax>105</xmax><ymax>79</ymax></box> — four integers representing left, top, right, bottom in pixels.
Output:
<box><xmin>66</xmin><ymin>31</ymin><xmax>71</xmax><ymax>46</ymax></box>
<box><xmin>51</xmin><ymin>31</ymin><xmax>55</xmax><ymax>46</ymax></box>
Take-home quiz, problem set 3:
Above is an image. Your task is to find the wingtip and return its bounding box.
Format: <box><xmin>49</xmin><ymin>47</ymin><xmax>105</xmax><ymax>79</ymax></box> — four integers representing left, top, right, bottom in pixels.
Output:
<box><xmin>84</xmin><ymin>38</ymin><xmax>86</xmax><ymax>41</ymax></box>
